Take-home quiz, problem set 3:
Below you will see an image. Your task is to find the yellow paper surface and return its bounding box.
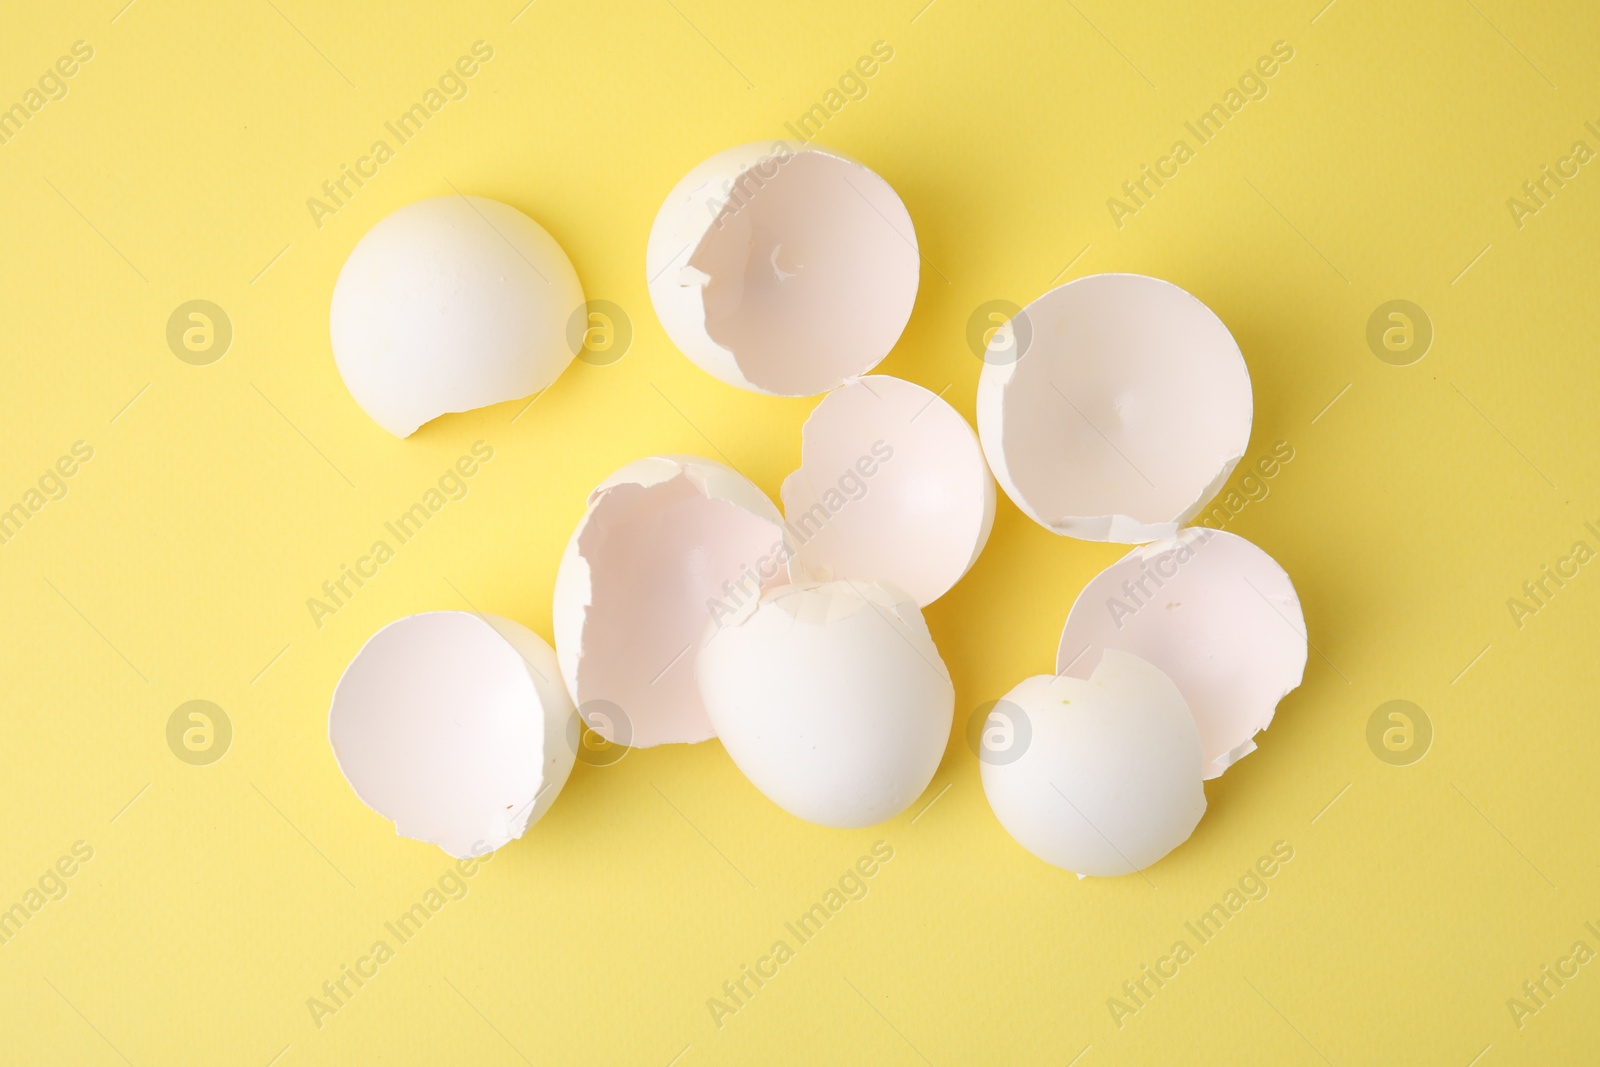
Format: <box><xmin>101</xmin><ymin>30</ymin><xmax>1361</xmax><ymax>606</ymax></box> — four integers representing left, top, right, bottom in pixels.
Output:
<box><xmin>2</xmin><ymin>1</ymin><xmax>1597</xmax><ymax>1062</ymax></box>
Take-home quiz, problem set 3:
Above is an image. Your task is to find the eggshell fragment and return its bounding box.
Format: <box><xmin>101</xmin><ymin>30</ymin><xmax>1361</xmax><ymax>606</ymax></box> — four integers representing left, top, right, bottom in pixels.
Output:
<box><xmin>330</xmin><ymin>195</ymin><xmax>585</xmax><ymax>437</ymax></box>
<box><xmin>646</xmin><ymin>141</ymin><xmax>919</xmax><ymax>396</ymax></box>
<box><xmin>1057</xmin><ymin>528</ymin><xmax>1307</xmax><ymax>779</ymax></box>
<box><xmin>697</xmin><ymin>580</ymin><xmax>953</xmax><ymax>828</ymax></box>
<box><xmin>552</xmin><ymin>456</ymin><xmax>788</xmax><ymax>748</ymax></box>
<box><xmin>780</xmin><ymin>375</ymin><xmax>995</xmax><ymax>606</ymax></box>
<box><xmin>980</xmin><ymin>650</ymin><xmax>1205</xmax><ymax>877</ymax></box>
<box><xmin>976</xmin><ymin>274</ymin><xmax>1252</xmax><ymax>542</ymax></box>
<box><xmin>329</xmin><ymin>611</ymin><xmax>576</xmax><ymax>859</ymax></box>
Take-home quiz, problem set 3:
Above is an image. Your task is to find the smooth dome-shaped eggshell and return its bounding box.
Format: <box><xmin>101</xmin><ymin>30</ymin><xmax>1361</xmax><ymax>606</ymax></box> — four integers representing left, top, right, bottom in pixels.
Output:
<box><xmin>980</xmin><ymin>650</ymin><xmax>1206</xmax><ymax>877</ymax></box>
<box><xmin>976</xmin><ymin>273</ymin><xmax>1252</xmax><ymax>542</ymax></box>
<box><xmin>329</xmin><ymin>611</ymin><xmax>576</xmax><ymax>859</ymax></box>
<box><xmin>1057</xmin><ymin>528</ymin><xmax>1307</xmax><ymax>778</ymax></box>
<box><xmin>645</xmin><ymin>141</ymin><xmax>919</xmax><ymax>397</ymax></box>
<box><xmin>697</xmin><ymin>580</ymin><xmax>953</xmax><ymax>828</ymax></box>
<box><xmin>331</xmin><ymin>195</ymin><xmax>585</xmax><ymax>437</ymax></box>
<box><xmin>780</xmin><ymin>375</ymin><xmax>995</xmax><ymax>606</ymax></box>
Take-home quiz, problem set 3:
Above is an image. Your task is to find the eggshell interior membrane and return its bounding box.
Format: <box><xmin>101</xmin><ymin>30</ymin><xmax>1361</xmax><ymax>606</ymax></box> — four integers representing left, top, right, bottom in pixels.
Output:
<box><xmin>1057</xmin><ymin>528</ymin><xmax>1307</xmax><ymax>779</ymax></box>
<box><xmin>980</xmin><ymin>650</ymin><xmax>1205</xmax><ymax>877</ymax></box>
<box><xmin>976</xmin><ymin>273</ymin><xmax>1252</xmax><ymax>542</ymax></box>
<box><xmin>645</xmin><ymin>141</ymin><xmax>919</xmax><ymax>397</ymax></box>
<box><xmin>552</xmin><ymin>456</ymin><xmax>788</xmax><ymax>748</ymax></box>
<box><xmin>328</xmin><ymin>611</ymin><xmax>576</xmax><ymax>859</ymax></box>
<box><xmin>780</xmin><ymin>376</ymin><xmax>995</xmax><ymax>607</ymax></box>
<box><xmin>330</xmin><ymin>194</ymin><xmax>585</xmax><ymax>437</ymax></box>
<box><xmin>698</xmin><ymin>580</ymin><xmax>953</xmax><ymax>828</ymax></box>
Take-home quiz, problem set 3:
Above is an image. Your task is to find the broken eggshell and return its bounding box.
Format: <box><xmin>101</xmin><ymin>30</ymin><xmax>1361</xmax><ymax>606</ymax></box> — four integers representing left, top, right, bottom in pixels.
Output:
<box><xmin>645</xmin><ymin>141</ymin><xmax>919</xmax><ymax>397</ymax></box>
<box><xmin>552</xmin><ymin>455</ymin><xmax>790</xmax><ymax>748</ymax></box>
<box><xmin>328</xmin><ymin>611</ymin><xmax>576</xmax><ymax>859</ymax></box>
<box><xmin>781</xmin><ymin>375</ymin><xmax>995</xmax><ymax>607</ymax></box>
<box><xmin>330</xmin><ymin>195</ymin><xmax>585</xmax><ymax>437</ymax></box>
<box><xmin>697</xmin><ymin>580</ymin><xmax>954</xmax><ymax>828</ymax></box>
<box><xmin>976</xmin><ymin>273</ymin><xmax>1252</xmax><ymax>543</ymax></box>
<box><xmin>980</xmin><ymin>650</ymin><xmax>1205</xmax><ymax>877</ymax></box>
<box><xmin>1057</xmin><ymin>528</ymin><xmax>1307</xmax><ymax>779</ymax></box>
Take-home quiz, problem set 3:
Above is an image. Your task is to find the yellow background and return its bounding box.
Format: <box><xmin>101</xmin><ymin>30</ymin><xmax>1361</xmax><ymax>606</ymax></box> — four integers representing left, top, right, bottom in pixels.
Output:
<box><xmin>3</xmin><ymin>0</ymin><xmax>1598</xmax><ymax>1062</ymax></box>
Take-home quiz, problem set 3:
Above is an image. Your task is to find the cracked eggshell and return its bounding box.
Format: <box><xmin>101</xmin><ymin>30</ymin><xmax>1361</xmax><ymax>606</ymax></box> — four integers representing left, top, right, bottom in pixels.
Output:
<box><xmin>646</xmin><ymin>141</ymin><xmax>919</xmax><ymax>397</ymax></box>
<box><xmin>697</xmin><ymin>580</ymin><xmax>953</xmax><ymax>828</ymax></box>
<box><xmin>780</xmin><ymin>375</ymin><xmax>995</xmax><ymax>607</ymax></box>
<box><xmin>976</xmin><ymin>273</ymin><xmax>1252</xmax><ymax>542</ymax></box>
<box><xmin>328</xmin><ymin>611</ymin><xmax>576</xmax><ymax>859</ymax></box>
<box><xmin>552</xmin><ymin>456</ymin><xmax>789</xmax><ymax>748</ymax></box>
<box><xmin>1057</xmin><ymin>528</ymin><xmax>1307</xmax><ymax>779</ymax></box>
<box><xmin>980</xmin><ymin>650</ymin><xmax>1205</xmax><ymax>877</ymax></box>
<box><xmin>331</xmin><ymin>195</ymin><xmax>584</xmax><ymax>437</ymax></box>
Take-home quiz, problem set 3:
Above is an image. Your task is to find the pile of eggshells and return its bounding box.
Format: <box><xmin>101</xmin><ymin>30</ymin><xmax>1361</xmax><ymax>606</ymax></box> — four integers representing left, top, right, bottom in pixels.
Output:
<box><xmin>325</xmin><ymin>141</ymin><xmax>1307</xmax><ymax>878</ymax></box>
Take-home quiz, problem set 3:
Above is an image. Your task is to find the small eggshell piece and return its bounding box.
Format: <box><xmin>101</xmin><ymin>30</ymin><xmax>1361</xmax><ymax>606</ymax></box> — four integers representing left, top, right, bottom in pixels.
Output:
<box><xmin>980</xmin><ymin>650</ymin><xmax>1206</xmax><ymax>877</ymax></box>
<box><xmin>329</xmin><ymin>611</ymin><xmax>576</xmax><ymax>859</ymax></box>
<box><xmin>781</xmin><ymin>375</ymin><xmax>995</xmax><ymax>606</ymax></box>
<box><xmin>697</xmin><ymin>580</ymin><xmax>953</xmax><ymax>828</ymax></box>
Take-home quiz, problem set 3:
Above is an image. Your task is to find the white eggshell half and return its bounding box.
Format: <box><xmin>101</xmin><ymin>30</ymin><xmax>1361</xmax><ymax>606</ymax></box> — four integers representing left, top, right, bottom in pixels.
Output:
<box><xmin>780</xmin><ymin>375</ymin><xmax>995</xmax><ymax>607</ymax></box>
<box><xmin>976</xmin><ymin>273</ymin><xmax>1252</xmax><ymax>542</ymax></box>
<box><xmin>697</xmin><ymin>580</ymin><xmax>953</xmax><ymax>828</ymax></box>
<box><xmin>552</xmin><ymin>455</ymin><xmax>788</xmax><ymax>748</ymax></box>
<box><xmin>981</xmin><ymin>650</ymin><xmax>1205</xmax><ymax>877</ymax></box>
<box><xmin>329</xmin><ymin>611</ymin><xmax>576</xmax><ymax>859</ymax></box>
<box><xmin>645</xmin><ymin>141</ymin><xmax>919</xmax><ymax>397</ymax></box>
<box><xmin>331</xmin><ymin>195</ymin><xmax>585</xmax><ymax>437</ymax></box>
<box><xmin>1057</xmin><ymin>528</ymin><xmax>1307</xmax><ymax>779</ymax></box>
